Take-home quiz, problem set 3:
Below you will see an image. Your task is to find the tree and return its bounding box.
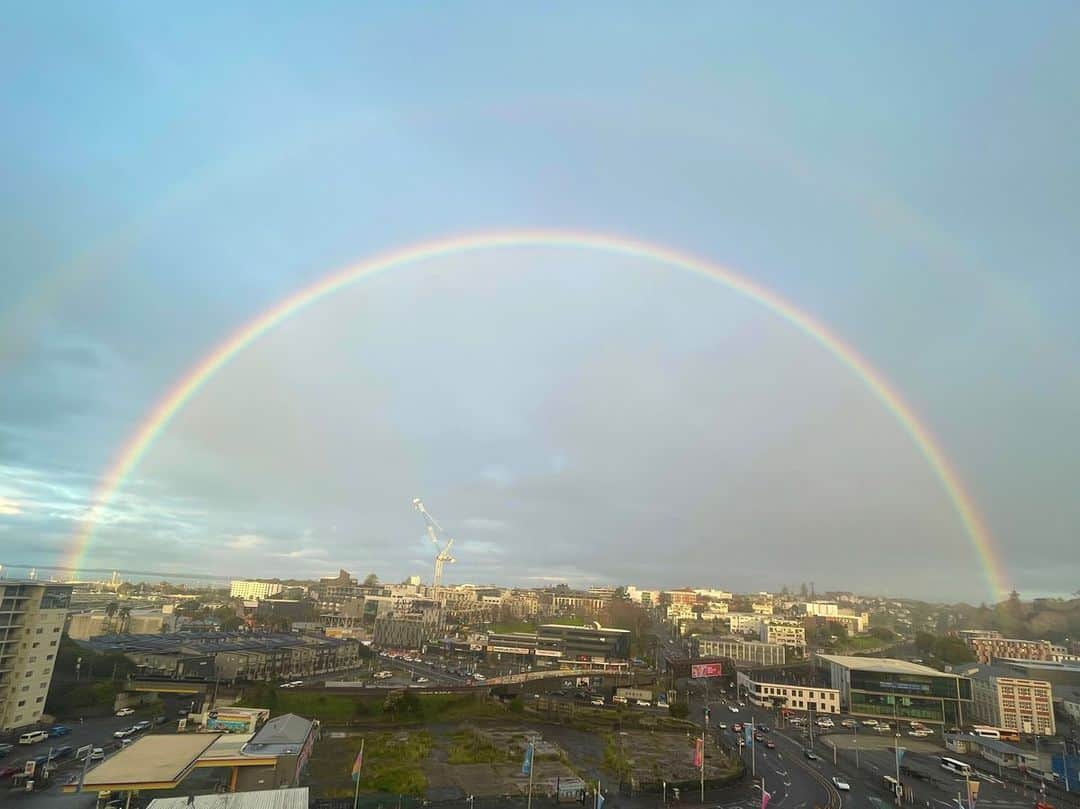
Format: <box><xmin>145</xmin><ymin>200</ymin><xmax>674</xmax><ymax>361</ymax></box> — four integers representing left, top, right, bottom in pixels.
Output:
<box><xmin>869</xmin><ymin>626</ymin><xmax>895</xmax><ymax>641</ymax></box>
<box><xmin>914</xmin><ymin>631</ymin><xmax>936</xmax><ymax>654</ymax></box>
<box><xmin>220</xmin><ymin>615</ymin><xmax>244</xmax><ymax>632</ymax></box>
<box><xmin>669</xmin><ymin>700</ymin><xmax>689</xmax><ymax>719</ymax></box>
<box><xmin>117</xmin><ymin>606</ymin><xmax>131</xmax><ymax>634</ymax></box>
<box><xmin>363</xmin><ymin>573</ymin><xmax>379</xmax><ymax>587</ymax></box>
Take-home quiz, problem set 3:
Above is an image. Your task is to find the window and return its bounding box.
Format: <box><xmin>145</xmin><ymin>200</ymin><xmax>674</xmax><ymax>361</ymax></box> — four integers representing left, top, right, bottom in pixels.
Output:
<box><xmin>32</xmin><ymin>642</ymin><xmax>39</xmax><ymax>648</ymax></box>
<box><xmin>24</xmin><ymin>670</ymin><xmax>31</xmax><ymax>677</ymax></box>
<box><xmin>35</xmin><ymin>696</ymin><xmax>44</xmax><ymax>703</ymax></box>
<box><xmin>46</xmin><ymin>654</ymin><xmax>54</xmax><ymax>660</ymax></box>
<box><xmin>28</xmin><ymin>657</ymin><xmax>36</xmax><ymax>663</ymax></box>
<box><xmin>36</xmin><ymin>628</ymin><xmax>43</xmax><ymax>634</ymax></box>
<box><xmin>17</xmin><ymin>700</ymin><xmax>25</xmax><ymax>707</ymax></box>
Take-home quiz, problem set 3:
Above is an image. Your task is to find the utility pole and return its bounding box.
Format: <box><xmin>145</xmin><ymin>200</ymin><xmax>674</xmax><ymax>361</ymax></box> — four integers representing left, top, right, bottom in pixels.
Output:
<box><xmin>854</xmin><ymin>721</ymin><xmax>859</xmax><ymax>769</ymax></box>
<box><xmin>700</xmin><ymin>725</ymin><xmax>705</xmax><ymax>803</ymax></box>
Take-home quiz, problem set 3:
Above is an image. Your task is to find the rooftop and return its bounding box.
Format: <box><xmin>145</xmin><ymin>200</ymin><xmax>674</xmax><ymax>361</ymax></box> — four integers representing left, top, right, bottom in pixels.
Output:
<box><xmin>147</xmin><ymin>788</ymin><xmax>309</xmax><ymax>809</ymax></box>
<box><xmin>244</xmin><ymin>713</ymin><xmax>316</xmax><ymax>756</ymax></box>
<box><xmin>946</xmin><ymin>733</ymin><xmax>1037</xmax><ymax>757</ymax></box>
<box><xmin>817</xmin><ymin>654</ymin><xmax>962</xmax><ymax>677</ymax></box>
<box><xmin>75</xmin><ymin>733</ymin><xmax>222</xmax><ymax>790</ymax></box>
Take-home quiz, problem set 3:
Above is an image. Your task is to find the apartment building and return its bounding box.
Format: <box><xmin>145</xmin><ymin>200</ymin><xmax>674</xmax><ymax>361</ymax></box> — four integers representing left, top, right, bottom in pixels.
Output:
<box><xmin>761</xmin><ymin>618</ymin><xmax>806</xmax><ymax>649</ymax></box>
<box><xmin>229</xmin><ymin>580</ymin><xmax>285</xmax><ymax>600</ymax></box>
<box><xmin>960</xmin><ymin>664</ymin><xmax>1055</xmax><ymax>735</ymax></box>
<box><xmin>728</xmin><ymin>613</ymin><xmax>766</xmax><ymax>634</ymax></box>
<box><xmin>967</xmin><ymin>636</ymin><xmax>1061</xmax><ymax>665</ymax></box>
<box><xmin>0</xmin><ymin>582</ymin><xmax>73</xmax><ymax>731</ymax></box>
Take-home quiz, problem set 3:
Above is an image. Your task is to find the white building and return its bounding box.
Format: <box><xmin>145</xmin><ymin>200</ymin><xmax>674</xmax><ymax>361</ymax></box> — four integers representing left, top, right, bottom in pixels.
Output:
<box><xmin>959</xmin><ymin>664</ymin><xmax>1055</xmax><ymax>736</ymax></box>
<box><xmin>693</xmin><ymin>589</ymin><xmax>733</xmax><ymax>601</ymax></box>
<box><xmin>803</xmin><ymin>601</ymin><xmax>840</xmax><ymax>618</ymax></box>
<box><xmin>761</xmin><ymin>618</ymin><xmax>806</xmax><ymax>649</ymax></box>
<box><xmin>728</xmin><ymin>613</ymin><xmax>766</xmax><ymax>634</ymax></box>
<box><xmin>229</xmin><ymin>580</ymin><xmax>284</xmax><ymax>600</ymax></box>
<box><xmin>695</xmin><ymin>636</ymin><xmax>786</xmax><ymax>666</ymax></box>
<box><xmin>737</xmin><ymin>671</ymin><xmax>840</xmax><ymax>714</ymax></box>
<box><xmin>0</xmin><ymin>582</ymin><xmax>72</xmax><ymax>731</ymax></box>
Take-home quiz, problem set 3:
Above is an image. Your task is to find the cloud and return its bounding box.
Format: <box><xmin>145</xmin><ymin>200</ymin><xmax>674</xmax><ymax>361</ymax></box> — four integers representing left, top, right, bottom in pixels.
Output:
<box><xmin>226</xmin><ymin>534</ymin><xmax>265</xmax><ymax>551</ymax></box>
<box><xmin>0</xmin><ymin>497</ymin><xmax>21</xmax><ymax>516</ymax></box>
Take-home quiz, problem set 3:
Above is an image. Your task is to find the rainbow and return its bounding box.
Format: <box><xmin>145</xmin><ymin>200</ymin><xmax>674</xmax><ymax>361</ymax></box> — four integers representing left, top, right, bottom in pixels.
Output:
<box><xmin>66</xmin><ymin>229</ymin><xmax>1008</xmax><ymax>598</ymax></box>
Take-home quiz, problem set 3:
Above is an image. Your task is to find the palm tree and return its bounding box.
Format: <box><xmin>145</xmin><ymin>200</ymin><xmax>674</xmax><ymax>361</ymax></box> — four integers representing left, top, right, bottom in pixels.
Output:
<box><xmin>104</xmin><ymin>602</ymin><xmax>119</xmax><ymax>634</ymax></box>
<box><xmin>117</xmin><ymin>606</ymin><xmax>132</xmax><ymax>634</ymax></box>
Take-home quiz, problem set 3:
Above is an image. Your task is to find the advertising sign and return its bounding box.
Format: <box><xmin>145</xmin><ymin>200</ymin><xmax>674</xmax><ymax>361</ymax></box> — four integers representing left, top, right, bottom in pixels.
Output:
<box><xmin>488</xmin><ymin>645</ymin><xmax>530</xmax><ymax>655</ymax></box>
<box><xmin>535</xmin><ymin>648</ymin><xmax>562</xmax><ymax>658</ymax></box>
<box><xmin>24</xmin><ymin>760</ymin><xmax>36</xmax><ymax>777</ymax></box>
<box><xmin>691</xmin><ymin>662</ymin><xmax>723</xmax><ymax>679</ymax></box>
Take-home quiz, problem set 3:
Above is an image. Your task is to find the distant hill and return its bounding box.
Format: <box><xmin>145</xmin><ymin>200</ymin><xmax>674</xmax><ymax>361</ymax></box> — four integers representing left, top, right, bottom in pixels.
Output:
<box><xmin>946</xmin><ymin>594</ymin><xmax>1080</xmax><ymax>643</ymax></box>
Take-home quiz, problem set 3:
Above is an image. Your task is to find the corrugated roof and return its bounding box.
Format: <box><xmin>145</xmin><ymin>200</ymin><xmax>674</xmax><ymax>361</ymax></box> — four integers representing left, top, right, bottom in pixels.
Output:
<box><xmin>81</xmin><ymin>734</ymin><xmax>222</xmax><ymax>788</ymax></box>
<box><xmin>246</xmin><ymin>714</ymin><xmax>314</xmax><ymax>751</ymax></box>
<box><xmin>147</xmin><ymin>787</ymin><xmax>309</xmax><ymax>809</ymax></box>
<box><xmin>817</xmin><ymin>654</ymin><xmax>963</xmax><ymax>677</ymax></box>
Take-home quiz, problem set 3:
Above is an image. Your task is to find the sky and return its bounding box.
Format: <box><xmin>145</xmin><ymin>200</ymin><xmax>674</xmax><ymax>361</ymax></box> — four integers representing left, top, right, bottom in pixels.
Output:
<box><xmin>2</xmin><ymin>4</ymin><xmax>1079</xmax><ymax>602</ymax></box>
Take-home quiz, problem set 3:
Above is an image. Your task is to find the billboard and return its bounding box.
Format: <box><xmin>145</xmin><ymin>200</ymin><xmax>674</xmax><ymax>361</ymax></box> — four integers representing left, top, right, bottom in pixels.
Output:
<box><xmin>691</xmin><ymin>662</ymin><xmax>723</xmax><ymax>679</ymax></box>
<box><xmin>489</xmin><ymin>645</ymin><xmax>530</xmax><ymax>655</ymax></box>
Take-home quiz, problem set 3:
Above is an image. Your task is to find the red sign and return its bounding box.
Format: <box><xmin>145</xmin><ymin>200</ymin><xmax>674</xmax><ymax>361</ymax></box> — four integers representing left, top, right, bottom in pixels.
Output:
<box><xmin>693</xmin><ymin>738</ymin><xmax>704</xmax><ymax>768</ymax></box>
<box><xmin>691</xmin><ymin>662</ymin><xmax>722</xmax><ymax>678</ymax></box>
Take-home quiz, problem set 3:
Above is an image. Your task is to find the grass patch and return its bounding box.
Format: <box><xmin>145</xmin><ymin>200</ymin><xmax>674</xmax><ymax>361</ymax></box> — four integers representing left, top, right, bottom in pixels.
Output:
<box><xmin>446</xmin><ymin>728</ymin><xmax>512</xmax><ymax>764</ymax></box>
<box><xmin>238</xmin><ymin>688</ymin><xmax>508</xmax><ymax>726</ymax></box>
<box><xmin>602</xmin><ymin>733</ymin><xmax>634</xmax><ymax>780</ymax></box>
<box><xmin>309</xmin><ymin>731</ymin><xmax>432</xmax><ymax>797</ymax></box>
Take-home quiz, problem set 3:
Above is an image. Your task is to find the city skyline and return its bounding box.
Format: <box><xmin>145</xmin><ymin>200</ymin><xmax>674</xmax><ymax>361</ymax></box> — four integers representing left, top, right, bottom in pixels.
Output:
<box><xmin>3</xmin><ymin>6</ymin><xmax>1080</xmax><ymax>601</ymax></box>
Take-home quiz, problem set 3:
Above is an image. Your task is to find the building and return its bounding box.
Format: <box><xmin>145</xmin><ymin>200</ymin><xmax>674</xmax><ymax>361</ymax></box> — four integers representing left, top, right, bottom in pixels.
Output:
<box><xmin>694</xmin><ymin>636</ymin><xmax>786</xmax><ymax>667</ymax></box>
<box><xmin>817</xmin><ymin>654</ymin><xmax>973</xmax><ymax>727</ymax></box>
<box><xmin>67</xmin><ymin>609</ymin><xmax>172</xmax><ymax>640</ymax></box>
<box><xmin>238</xmin><ymin>713</ymin><xmax>319</xmax><ymax>789</ymax></box>
<box><xmin>540</xmin><ymin>589</ymin><xmax>609</xmax><ymax>615</ymax></box>
<box><xmin>761</xmin><ymin>618</ymin><xmax>806</xmax><ymax>650</ymax></box>
<box><xmin>485</xmin><ymin>632</ymin><xmax>538</xmax><ymax>657</ymax></box>
<box><xmin>945</xmin><ymin>734</ymin><xmax>1039</xmax><ymax>770</ymax></box>
<box><xmin>660</xmin><ymin>589</ymin><xmax>699</xmax><ymax>607</ymax></box>
<box><xmin>78</xmin><ymin>631</ymin><xmax>361</xmax><ymax>682</ymax></box>
<box><xmin>803</xmin><ymin>602</ymin><xmax>840</xmax><ymax>618</ymax></box>
<box><xmin>536</xmin><ymin>623</ymin><xmax>630</xmax><ymax>669</ymax></box>
<box><xmin>991</xmin><ymin>658</ymin><xmax>1080</xmax><ymax>688</ymax></box>
<box><xmin>147</xmin><ymin>789</ymin><xmax>309</xmax><ymax>809</ymax></box>
<box><xmin>0</xmin><ymin>581</ymin><xmax>72</xmax><ymax>731</ymax></box>
<box><xmin>966</xmin><ymin>636</ymin><xmax>1061</xmax><ymax>665</ymax></box>
<box><xmin>728</xmin><ymin>613</ymin><xmax>765</xmax><ymax>634</ymax></box>
<box><xmin>958</xmin><ymin>664</ymin><xmax>1055</xmax><ymax>735</ymax></box>
<box><xmin>737</xmin><ymin>671</ymin><xmax>840</xmax><ymax>714</ymax></box>
<box><xmin>230</xmin><ymin>581</ymin><xmax>284</xmax><ymax>601</ymax></box>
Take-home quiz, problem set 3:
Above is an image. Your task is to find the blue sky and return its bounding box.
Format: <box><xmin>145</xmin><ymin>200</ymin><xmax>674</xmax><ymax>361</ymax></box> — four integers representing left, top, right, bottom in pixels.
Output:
<box><xmin>2</xmin><ymin>4</ymin><xmax>1078</xmax><ymax>601</ymax></box>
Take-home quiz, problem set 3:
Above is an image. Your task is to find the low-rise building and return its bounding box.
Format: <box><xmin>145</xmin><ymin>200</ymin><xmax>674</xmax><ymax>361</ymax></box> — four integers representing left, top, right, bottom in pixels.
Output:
<box><xmin>966</xmin><ymin>636</ymin><xmax>1061</xmax><ymax>665</ymax></box>
<box><xmin>229</xmin><ymin>581</ymin><xmax>284</xmax><ymax>601</ymax></box>
<box><xmin>945</xmin><ymin>734</ymin><xmax>1038</xmax><ymax>770</ymax></box>
<box><xmin>737</xmin><ymin>671</ymin><xmax>840</xmax><ymax>714</ymax></box>
<box><xmin>728</xmin><ymin>613</ymin><xmax>765</xmax><ymax>634</ymax></box>
<box><xmin>537</xmin><ymin>623</ymin><xmax>630</xmax><ymax>669</ymax></box>
<box><xmin>694</xmin><ymin>636</ymin><xmax>786</xmax><ymax>667</ymax></box>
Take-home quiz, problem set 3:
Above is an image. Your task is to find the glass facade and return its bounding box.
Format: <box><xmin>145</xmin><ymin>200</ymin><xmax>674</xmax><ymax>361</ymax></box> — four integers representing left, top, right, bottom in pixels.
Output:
<box><xmin>847</xmin><ymin>670</ymin><xmax>971</xmax><ymax>726</ymax></box>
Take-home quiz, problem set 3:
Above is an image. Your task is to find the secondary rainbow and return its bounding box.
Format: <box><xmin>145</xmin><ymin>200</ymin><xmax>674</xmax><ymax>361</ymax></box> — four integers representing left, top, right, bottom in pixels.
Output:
<box><xmin>66</xmin><ymin>229</ymin><xmax>1009</xmax><ymax>598</ymax></box>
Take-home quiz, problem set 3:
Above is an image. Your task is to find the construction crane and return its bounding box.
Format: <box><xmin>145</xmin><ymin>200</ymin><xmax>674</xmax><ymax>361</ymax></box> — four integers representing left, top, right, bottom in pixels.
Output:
<box><xmin>413</xmin><ymin>498</ymin><xmax>456</xmax><ymax>597</ymax></box>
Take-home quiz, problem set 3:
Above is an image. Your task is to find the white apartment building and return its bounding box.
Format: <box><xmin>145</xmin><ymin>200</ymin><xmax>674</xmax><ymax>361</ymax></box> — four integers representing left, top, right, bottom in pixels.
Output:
<box><xmin>693</xmin><ymin>589</ymin><xmax>733</xmax><ymax>601</ymax></box>
<box><xmin>229</xmin><ymin>580</ymin><xmax>284</xmax><ymax>600</ymax></box>
<box><xmin>737</xmin><ymin>671</ymin><xmax>840</xmax><ymax>714</ymax></box>
<box><xmin>761</xmin><ymin>618</ymin><xmax>806</xmax><ymax>648</ymax></box>
<box><xmin>0</xmin><ymin>582</ymin><xmax>73</xmax><ymax>731</ymax></box>
<box><xmin>695</xmin><ymin>636</ymin><xmax>786</xmax><ymax>666</ymax></box>
<box><xmin>728</xmin><ymin>613</ymin><xmax>766</xmax><ymax>634</ymax></box>
<box><xmin>803</xmin><ymin>601</ymin><xmax>840</xmax><ymax>618</ymax></box>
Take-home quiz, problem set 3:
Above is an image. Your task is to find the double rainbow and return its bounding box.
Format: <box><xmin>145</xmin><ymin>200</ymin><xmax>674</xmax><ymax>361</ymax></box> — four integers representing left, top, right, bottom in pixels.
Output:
<box><xmin>64</xmin><ymin>229</ymin><xmax>1008</xmax><ymax>598</ymax></box>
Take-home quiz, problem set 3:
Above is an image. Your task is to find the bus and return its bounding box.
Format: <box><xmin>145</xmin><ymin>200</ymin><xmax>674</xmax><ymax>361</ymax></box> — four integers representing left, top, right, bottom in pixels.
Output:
<box><xmin>941</xmin><ymin>757</ymin><xmax>975</xmax><ymax>777</ymax></box>
<box><xmin>971</xmin><ymin>725</ymin><xmax>1020</xmax><ymax>743</ymax></box>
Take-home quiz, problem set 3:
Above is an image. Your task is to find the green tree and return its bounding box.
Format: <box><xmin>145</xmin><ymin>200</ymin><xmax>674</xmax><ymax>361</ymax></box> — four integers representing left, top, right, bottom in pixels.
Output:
<box><xmin>869</xmin><ymin>626</ymin><xmax>895</xmax><ymax>641</ymax></box>
<box><xmin>220</xmin><ymin>615</ymin><xmax>244</xmax><ymax>631</ymax></box>
<box><xmin>914</xmin><ymin>631</ymin><xmax>936</xmax><ymax>654</ymax></box>
<box><xmin>363</xmin><ymin>573</ymin><xmax>380</xmax><ymax>587</ymax></box>
<box><xmin>668</xmin><ymin>700</ymin><xmax>689</xmax><ymax>719</ymax></box>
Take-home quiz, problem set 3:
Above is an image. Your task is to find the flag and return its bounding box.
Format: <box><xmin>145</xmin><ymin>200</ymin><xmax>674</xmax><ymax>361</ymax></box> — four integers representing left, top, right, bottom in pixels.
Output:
<box><xmin>694</xmin><ymin>738</ymin><xmax>704</xmax><ymax>768</ymax></box>
<box><xmin>522</xmin><ymin>742</ymin><xmax>534</xmax><ymax>776</ymax></box>
<box><xmin>351</xmin><ymin>747</ymin><xmax>364</xmax><ymax>783</ymax></box>
<box><xmin>745</xmin><ymin>726</ymin><xmax>753</xmax><ymax>746</ymax></box>
<box><xmin>596</xmin><ymin>788</ymin><xmax>605</xmax><ymax>809</ymax></box>
<box><xmin>761</xmin><ymin>789</ymin><xmax>772</xmax><ymax>809</ymax></box>
<box><xmin>967</xmin><ymin>779</ymin><xmax>980</xmax><ymax>808</ymax></box>
<box><xmin>896</xmin><ymin>747</ymin><xmax>907</xmax><ymax>766</ymax></box>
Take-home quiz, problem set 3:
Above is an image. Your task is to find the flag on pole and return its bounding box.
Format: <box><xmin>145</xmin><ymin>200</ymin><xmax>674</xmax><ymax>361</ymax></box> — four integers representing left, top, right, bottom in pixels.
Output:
<box><xmin>596</xmin><ymin>785</ymin><xmax>605</xmax><ymax>809</ymax></box>
<box><xmin>896</xmin><ymin>747</ymin><xmax>907</xmax><ymax>766</ymax></box>
<box><xmin>744</xmin><ymin>726</ymin><xmax>753</xmax><ymax>746</ymax></box>
<box><xmin>761</xmin><ymin>789</ymin><xmax>772</xmax><ymax>809</ymax></box>
<box><xmin>694</xmin><ymin>738</ymin><xmax>704</xmax><ymax>768</ymax></box>
<box><xmin>522</xmin><ymin>742</ymin><xmax>534</xmax><ymax>776</ymax></box>
<box><xmin>351</xmin><ymin>747</ymin><xmax>364</xmax><ymax>783</ymax></box>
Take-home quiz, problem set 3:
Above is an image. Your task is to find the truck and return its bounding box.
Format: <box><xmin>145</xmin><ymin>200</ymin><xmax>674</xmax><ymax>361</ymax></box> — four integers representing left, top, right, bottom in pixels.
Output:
<box><xmin>615</xmin><ymin>687</ymin><xmax>654</xmax><ymax>704</ymax></box>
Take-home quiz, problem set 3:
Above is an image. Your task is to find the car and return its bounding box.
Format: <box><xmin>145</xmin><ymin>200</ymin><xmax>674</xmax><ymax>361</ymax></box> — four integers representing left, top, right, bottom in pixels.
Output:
<box><xmin>49</xmin><ymin>725</ymin><xmax>72</xmax><ymax>737</ymax></box>
<box><xmin>113</xmin><ymin>727</ymin><xmax>133</xmax><ymax>739</ymax></box>
<box><xmin>133</xmin><ymin>720</ymin><xmax>152</xmax><ymax>731</ymax></box>
<box><xmin>765</xmin><ymin>741</ymin><xmax>776</xmax><ymax>749</ymax></box>
<box><xmin>840</xmin><ymin>720</ymin><xmax>857</xmax><ymax>728</ymax></box>
<box><xmin>120</xmin><ymin>738</ymin><xmax>134</xmax><ymax>748</ymax></box>
<box><xmin>832</xmin><ymin>777</ymin><xmax>850</xmax><ymax>791</ymax></box>
<box><xmin>415</xmin><ymin>677</ymin><xmax>429</xmax><ymax>683</ymax></box>
<box><xmin>0</xmin><ymin>764</ymin><xmax>22</xmax><ymax>780</ymax></box>
<box><xmin>729</xmin><ymin>705</ymin><xmax>739</xmax><ymax>713</ymax></box>
<box><xmin>0</xmin><ymin>744</ymin><xmax>12</xmax><ymax>757</ymax></box>
<box><xmin>153</xmin><ymin>714</ymin><xmax>168</xmax><ymax>725</ymax></box>
<box><xmin>590</xmin><ymin>697</ymin><xmax>605</xmax><ymax>706</ymax></box>
<box><xmin>116</xmin><ymin>708</ymin><xmax>135</xmax><ymax>717</ymax></box>
<box><xmin>804</xmin><ymin>749</ymin><xmax>819</xmax><ymax>760</ymax></box>
<box><xmin>19</xmin><ymin>730</ymin><xmax>49</xmax><ymax>745</ymax></box>
<box><xmin>717</xmin><ymin>723</ymin><xmax>727</xmax><ymax>730</ymax></box>
<box><xmin>177</xmin><ymin>708</ymin><xmax>190</xmax><ymax>717</ymax></box>
<box><xmin>53</xmin><ymin>745</ymin><xmax>74</xmax><ymax>759</ymax></box>
<box><xmin>90</xmin><ymin>748</ymin><xmax>105</xmax><ymax>761</ymax></box>
<box><xmin>862</xmin><ymin>719</ymin><xmax>878</xmax><ymax>726</ymax></box>
<box><xmin>816</xmin><ymin>718</ymin><xmax>834</xmax><ymax>727</ymax></box>
<box><xmin>757</xmin><ymin>725</ymin><xmax>770</xmax><ymax>732</ymax></box>
<box><xmin>635</xmin><ymin>699</ymin><xmax>651</xmax><ymax>707</ymax></box>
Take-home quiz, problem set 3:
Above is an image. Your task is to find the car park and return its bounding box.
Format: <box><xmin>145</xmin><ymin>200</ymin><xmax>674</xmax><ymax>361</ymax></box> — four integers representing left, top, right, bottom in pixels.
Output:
<box><xmin>832</xmin><ymin>777</ymin><xmax>850</xmax><ymax>791</ymax></box>
<box><xmin>116</xmin><ymin>708</ymin><xmax>135</xmax><ymax>717</ymax></box>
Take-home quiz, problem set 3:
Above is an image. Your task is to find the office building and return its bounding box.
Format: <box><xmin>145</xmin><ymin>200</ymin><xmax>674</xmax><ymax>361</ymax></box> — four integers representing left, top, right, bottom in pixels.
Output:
<box><xmin>0</xmin><ymin>581</ymin><xmax>73</xmax><ymax>731</ymax></box>
<box><xmin>958</xmin><ymin>664</ymin><xmax>1055</xmax><ymax>735</ymax></box>
<box><xmin>728</xmin><ymin>613</ymin><xmax>766</xmax><ymax>634</ymax></box>
<box><xmin>818</xmin><ymin>654</ymin><xmax>972</xmax><ymax>727</ymax></box>
<box><xmin>229</xmin><ymin>581</ymin><xmax>284</xmax><ymax>601</ymax></box>
<box><xmin>694</xmin><ymin>636</ymin><xmax>786</xmax><ymax>667</ymax></box>
<box><xmin>737</xmin><ymin>671</ymin><xmax>840</xmax><ymax>714</ymax></box>
<box><xmin>536</xmin><ymin>623</ymin><xmax>630</xmax><ymax>668</ymax></box>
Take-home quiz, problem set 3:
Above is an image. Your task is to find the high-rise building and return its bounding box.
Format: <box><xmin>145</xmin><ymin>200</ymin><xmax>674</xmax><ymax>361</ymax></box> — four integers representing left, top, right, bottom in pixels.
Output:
<box><xmin>229</xmin><ymin>580</ymin><xmax>284</xmax><ymax>600</ymax></box>
<box><xmin>0</xmin><ymin>581</ymin><xmax>73</xmax><ymax>731</ymax></box>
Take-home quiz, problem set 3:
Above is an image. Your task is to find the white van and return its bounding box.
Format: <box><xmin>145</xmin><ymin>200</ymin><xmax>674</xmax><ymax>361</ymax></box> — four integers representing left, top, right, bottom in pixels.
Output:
<box><xmin>19</xmin><ymin>730</ymin><xmax>48</xmax><ymax>745</ymax></box>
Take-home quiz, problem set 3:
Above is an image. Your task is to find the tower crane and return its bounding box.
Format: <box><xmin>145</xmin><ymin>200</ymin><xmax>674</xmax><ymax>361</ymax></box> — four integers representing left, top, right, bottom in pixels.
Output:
<box><xmin>413</xmin><ymin>498</ymin><xmax>456</xmax><ymax>597</ymax></box>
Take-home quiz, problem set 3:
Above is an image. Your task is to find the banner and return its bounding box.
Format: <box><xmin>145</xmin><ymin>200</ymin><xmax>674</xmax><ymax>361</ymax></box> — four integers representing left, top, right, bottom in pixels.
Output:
<box><xmin>522</xmin><ymin>742</ymin><xmax>534</xmax><ymax>776</ymax></box>
<box><xmin>694</xmin><ymin>738</ymin><xmax>704</xmax><ymax>768</ymax></box>
<box><xmin>691</xmin><ymin>662</ymin><xmax>723</xmax><ymax>679</ymax></box>
<box><xmin>351</xmin><ymin>746</ymin><xmax>364</xmax><ymax>783</ymax></box>
<box><xmin>762</xmin><ymin>789</ymin><xmax>772</xmax><ymax>809</ymax></box>
<box><xmin>744</xmin><ymin>726</ymin><xmax>753</xmax><ymax>746</ymax></box>
<box><xmin>967</xmin><ymin>779</ymin><xmax>980</xmax><ymax>808</ymax></box>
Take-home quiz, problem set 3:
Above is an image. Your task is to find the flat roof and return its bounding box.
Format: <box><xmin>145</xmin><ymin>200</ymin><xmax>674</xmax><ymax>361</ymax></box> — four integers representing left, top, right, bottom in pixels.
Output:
<box><xmin>75</xmin><ymin>733</ymin><xmax>222</xmax><ymax>790</ymax></box>
<box><xmin>817</xmin><ymin>654</ymin><xmax>963</xmax><ymax>677</ymax></box>
<box><xmin>946</xmin><ymin>734</ymin><xmax>1036</xmax><ymax>756</ymax></box>
<box><xmin>147</xmin><ymin>788</ymin><xmax>309</xmax><ymax>809</ymax></box>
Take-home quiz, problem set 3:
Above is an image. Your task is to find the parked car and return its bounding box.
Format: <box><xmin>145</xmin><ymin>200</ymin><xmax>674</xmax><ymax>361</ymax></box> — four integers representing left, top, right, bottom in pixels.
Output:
<box><xmin>840</xmin><ymin>720</ymin><xmax>857</xmax><ymax>728</ymax></box>
<box><xmin>19</xmin><ymin>730</ymin><xmax>48</xmax><ymax>745</ymax></box>
<box><xmin>53</xmin><ymin>745</ymin><xmax>74</xmax><ymax>759</ymax></box>
<box><xmin>635</xmin><ymin>699</ymin><xmax>651</xmax><ymax>707</ymax></box>
<box><xmin>832</xmin><ymin>777</ymin><xmax>850</xmax><ymax>791</ymax></box>
<box><xmin>0</xmin><ymin>764</ymin><xmax>23</xmax><ymax>780</ymax></box>
<box><xmin>765</xmin><ymin>740</ymin><xmax>776</xmax><ymax>749</ymax></box>
<box><xmin>153</xmin><ymin>715</ymin><xmax>168</xmax><ymax>725</ymax></box>
<box><xmin>113</xmin><ymin>727</ymin><xmax>133</xmax><ymax>739</ymax></box>
<box><xmin>729</xmin><ymin>705</ymin><xmax>739</xmax><ymax>713</ymax></box>
<box><xmin>590</xmin><ymin>697</ymin><xmax>605</xmax><ymax>706</ymax></box>
<box><xmin>115</xmin><ymin>708</ymin><xmax>135</xmax><ymax>717</ymax></box>
<box><xmin>133</xmin><ymin>720</ymin><xmax>151</xmax><ymax>731</ymax></box>
<box><xmin>49</xmin><ymin>725</ymin><xmax>72</xmax><ymax>737</ymax></box>
<box><xmin>90</xmin><ymin>748</ymin><xmax>105</xmax><ymax>761</ymax></box>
